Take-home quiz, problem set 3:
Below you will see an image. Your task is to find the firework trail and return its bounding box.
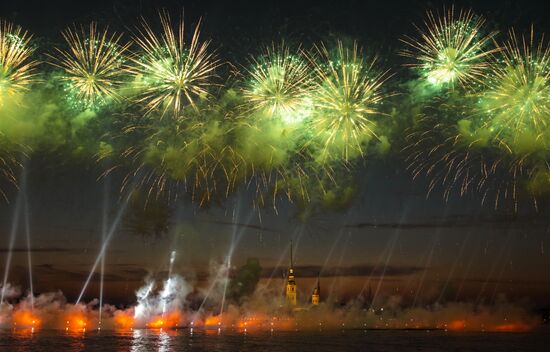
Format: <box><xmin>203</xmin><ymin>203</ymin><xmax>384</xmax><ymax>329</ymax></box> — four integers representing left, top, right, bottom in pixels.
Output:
<box><xmin>0</xmin><ymin>135</ymin><xmax>23</xmax><ymax>201</ymax></box>
<box><xmin>404</xmin><ymin>112</ymin><xmax>545</xmax><ymax>211</ymax></box>
<box><xmin>107</xmin><ymin>97</ymin><xmax>246</xmax><ymax>206</ymax></box>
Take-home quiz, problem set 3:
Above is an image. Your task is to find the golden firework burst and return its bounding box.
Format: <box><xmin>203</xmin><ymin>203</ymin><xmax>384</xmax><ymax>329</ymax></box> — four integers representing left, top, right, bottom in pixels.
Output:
<box><xmin>400</xmin><ymin>7</ymin><xmax>498</xmax><ymax>88</ymax></box>
<box><xmin>128</xmin><ymin>11</ymin><xmax>220</xmax><ymax>117</ymax></box>
<box><xmin>308</xmin><ymin>41</ymin><xmax>392</xmax><ymax>161</ymax></box>
<box><xmin>51</xmin><ymin>22</ymin><xmax>130</xmax><ymax>109</ymax></box>
<box><xmin>242</xmin><ymin>43</ymin><xmax>314</xmax><ymax>124</ymax></box>
<box><xmin>0</xmin><ymin>20</ymin><xmax>38</xmax><ymax>102</ymax></box>
<box><xmin>481</xmin><ymin>27</ymin><xmax>550</xmax><ymax>144</ymax></box>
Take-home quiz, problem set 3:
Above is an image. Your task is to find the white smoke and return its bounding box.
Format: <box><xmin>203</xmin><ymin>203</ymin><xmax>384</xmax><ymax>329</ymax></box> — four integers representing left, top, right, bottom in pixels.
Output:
<box><xmin>0</xmin><ymin>273</ymin><xmax>541</xmax><ymax>333</ymax></box>
<box><xmin>133</xmin><ymin>274</ymin><xmax>192</xmax><ymax>328</ymax></box>
<box><xmin>0</xmin><ymin>282</ymin><xmax>21</xmax><ymax>300</ymax></box>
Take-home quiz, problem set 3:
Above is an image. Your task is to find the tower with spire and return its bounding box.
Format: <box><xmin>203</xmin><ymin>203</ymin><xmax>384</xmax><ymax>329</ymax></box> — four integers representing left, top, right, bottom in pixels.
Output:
<box><xmin>285</xmin><ymin>241</ymin><xmax>297</xmax><ymax>306</ymax></box>
<box><xmin>311</xmin><ymin>276</ymin><xmax>320</xmax><ymax>306</ymax></box>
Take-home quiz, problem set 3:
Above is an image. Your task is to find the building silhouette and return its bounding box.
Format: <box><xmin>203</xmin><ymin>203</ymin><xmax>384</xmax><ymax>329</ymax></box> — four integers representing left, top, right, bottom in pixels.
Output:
<box><xmin>285</xmin><ymin>241</ymin><xmax>297</xmax><ymax>306</ymax></box>
<box><xmin>311</xmin><ymin>277</ymin><xmax>320</xmax><ymax>306</ymax></box>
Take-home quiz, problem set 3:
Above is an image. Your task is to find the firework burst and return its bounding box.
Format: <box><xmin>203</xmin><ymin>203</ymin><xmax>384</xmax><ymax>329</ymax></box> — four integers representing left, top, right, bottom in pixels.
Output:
<box><xmin>128</xmin><ymin>11</ymin><xmax>219</xmax><ymax>117</ymax></box>
<box><xmin>51</xmin><ymin>22</ymin><xmax>130</xmax><ymax>109</ymax></box>
<box><xmin>242</xmin><ymin>43</ymin><xmax>313</xmax><ymax>124</ymax></box>
<box><xmin>308</xmin><ymin>41</ymin><xmax>392</xmax><ymax>161</ymax></box>
<box><xmin>481</xmin><ymin>28</ymin><xmax>550</xmax><ymax>146</ymax></box>
<box><xmin>0</xmin><ymin>20</ymin><xmax>38</xmax><ymax>102</ymax></box>
<box><xmin>400</xmin><ymin>7</ymin><xmax>498</xmax><ymax>88</ymax></box>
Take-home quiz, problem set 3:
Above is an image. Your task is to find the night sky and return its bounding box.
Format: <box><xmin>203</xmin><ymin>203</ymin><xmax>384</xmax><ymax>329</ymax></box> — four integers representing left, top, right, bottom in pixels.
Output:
<box><xmin>0</xmin><ymin>0</ymin><xmax>549</xmax><ymax>308</ymax></box>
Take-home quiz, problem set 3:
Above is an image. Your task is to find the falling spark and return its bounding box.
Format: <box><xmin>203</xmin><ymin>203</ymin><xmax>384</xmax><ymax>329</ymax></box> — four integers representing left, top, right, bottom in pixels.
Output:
<box><xmin>0</xmin><ymin>137</ymin><xmax>23</xmax><ymax>201</ymax></box>
<box><xmin>403</xmin><ymin>113</ymin><xmax>542</xmax><ymax>211</ymax></box>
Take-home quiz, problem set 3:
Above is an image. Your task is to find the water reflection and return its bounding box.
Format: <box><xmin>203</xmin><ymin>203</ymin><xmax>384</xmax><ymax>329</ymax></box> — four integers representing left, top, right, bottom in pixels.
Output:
<box><xmin>130</xmin><ymin>328</ymin><xmax>181</xmax><ymax>351</ymax></box>
<box><xmin>1</xmin><ymin>328</ymin><xmax>548</xmax><ymax>352</ymax></box>
<box><xmin>158</xmin><ymin>330</ymin><xmax>171</xmax><ymax>352</ymax></box>
<box><xmin>131</xmin><ymin>329</ymin><xmax>147</xmax><ymax>352</ymax></box>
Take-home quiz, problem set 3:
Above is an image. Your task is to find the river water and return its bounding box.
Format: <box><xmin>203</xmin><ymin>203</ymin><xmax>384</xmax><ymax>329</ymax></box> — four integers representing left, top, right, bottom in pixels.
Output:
<box><xmin>1</xmin><ymin>328</ymin><xmax>549</xmax><ymax>351</ymax></box>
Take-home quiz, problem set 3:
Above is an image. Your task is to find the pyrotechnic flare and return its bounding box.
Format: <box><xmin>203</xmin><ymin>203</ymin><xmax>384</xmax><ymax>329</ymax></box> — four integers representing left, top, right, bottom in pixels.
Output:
<box><xmin>51</xmin><ymin>22</ymin><xmax>130</xmax><ymax>109</ymax></box>
<box><xmin>128</xmin><ymin>11</ymin><xmax>219</xmax><ymax>117</ymax></box>
<box><xmin>481</xmin><ymin>28</ymin><xmax>550</xmax><ymax>144</ymax></box>
<box><xmin>242</xmin><ymin>43</ymin><xmax>314</xmax><ymax>124</ymax></box>
<box><xmin>0</xmin><ymin>20</ymin><xmax>38</xmax><ymax>102</ymax></box>
<box><xmin>400</xmin><ymin>7</ymin><xmax>497</xmax><ymax>88</ymax></box>
<box><xmin>308</xmin><ymin>41</ymin><xmax>391</xmax><ymax>161</ymax></box>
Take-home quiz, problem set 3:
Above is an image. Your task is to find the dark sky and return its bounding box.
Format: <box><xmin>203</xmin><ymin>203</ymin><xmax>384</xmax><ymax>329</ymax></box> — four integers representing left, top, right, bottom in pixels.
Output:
<box><xmin>0</xmin><ymin>0</ymin><xmax>549</xmax><ymax>307</ymax></box>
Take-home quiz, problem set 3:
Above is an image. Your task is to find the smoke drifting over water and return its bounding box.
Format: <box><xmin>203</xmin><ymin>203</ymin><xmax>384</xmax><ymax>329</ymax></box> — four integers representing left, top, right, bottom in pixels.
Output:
<box><xmin>0</xmin><ymin>270</ymin><xmax>540</xmax><ymax>333</ymax></box>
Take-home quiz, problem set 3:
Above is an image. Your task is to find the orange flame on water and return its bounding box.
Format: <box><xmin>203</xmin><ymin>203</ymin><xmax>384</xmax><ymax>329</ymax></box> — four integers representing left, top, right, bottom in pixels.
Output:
<box><xmin>64</xmin><ymin>312</ymin><xmax>89</xmax><ymax>332</ymax></box>
<box><xmin>146</xmin><ymin>311</ymin><xmax>182</xmax><ymax>329</ymax></box>
<box><xmin>114</xmin><ymin>311</ymin><xmax>135</xmax><ymax>330</ymax></box>
<box><xmin>492</xmin><ymin>323</ymin><xmax>532</xmax><ymax>332</ymax></box>
<box><xmin>12</xmin><ymin>309</ymin><xmax>40</xmax><ymax>329</ymax></box>
<box><xmin>204</xmin><ymin>315</ymin><xmax>222</xmax><ymax>327</ymax></box>
<box><xmin>447</xmin><ymin>320</ymin><xmax>467</xmax><ymax>331</ymax></box>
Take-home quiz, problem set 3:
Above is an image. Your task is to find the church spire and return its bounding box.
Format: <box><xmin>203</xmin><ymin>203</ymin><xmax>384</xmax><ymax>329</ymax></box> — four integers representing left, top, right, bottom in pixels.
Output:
<box><xmin>285</xmin><ymin>240</ymin><xmax>297</xmax><ymax>306</ymax></box>
<box><xmin>311</xmin><ymin>273</ymin><xmax>320</xmax><ymax>306</ymax></box>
